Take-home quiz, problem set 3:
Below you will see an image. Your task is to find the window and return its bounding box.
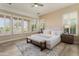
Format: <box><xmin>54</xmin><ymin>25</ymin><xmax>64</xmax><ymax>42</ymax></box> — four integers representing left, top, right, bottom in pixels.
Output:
<box><xmin>23</xmin><ymin>20</ymin><xmax>29</xmax><ymax>32</ymax></box>
<box><xmin>4</xmin><ymin>17</ymin><xmax>12</xmax><ymax>34</ymax></box>
<box><xmin>63</xmin><ymin>12</ymin><xmax>78</xmax><ymax>35</ymax></box>
<box><xmin>0</xmin><ymin>15</ymin><xmax>38</xmax><ymax>36</ymax></box>
<box><xmin>0</xmin><ymin>17</ymin><xmax>11</xmax><ymax>35</ymax></box>
<box><xmin>40</xmin><ymin>23</ymin><xmax>45</xmax><ymax>30</ymax></box>
<box><xmin>0</xmin><ymin>17</ymin><xmax>5</xmax><ymax>34</ymax></box>
<box><xmin>31</xmin><ymin>19</ymin><xmax>37</xmax><ymax>31</ymax></box>
<box><xmin>39</xmin><ymin>20</ymin><xmax>45</xmax><ymax>30</ymax></box>
<box><xmin>31</xmin><ymin>19</ymin><xmax>46</xmax><ymax>32</ymax></box>
<box><xmin>13</xmin><ymin>18</ymin><xmax>22</xmax><ymax>34</ymax></box>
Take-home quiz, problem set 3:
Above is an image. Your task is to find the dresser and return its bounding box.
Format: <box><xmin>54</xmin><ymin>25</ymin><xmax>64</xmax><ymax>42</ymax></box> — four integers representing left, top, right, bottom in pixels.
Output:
<box><xmin>61</xmin><ymin>34</ymin><xmax>74</xmax><ymax>44</ymax></box>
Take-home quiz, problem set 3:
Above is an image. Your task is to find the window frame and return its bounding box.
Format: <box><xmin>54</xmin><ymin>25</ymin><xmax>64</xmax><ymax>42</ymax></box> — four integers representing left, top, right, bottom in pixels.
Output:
<box><xmin>23</xmin><ymin>19</ymin><xmax>29</xmax><ymax>33</ymax></box>
<box><xmin>0</xmin><ymin>15</ymin><xmax>12</xmax><ymax>36</ymax></box>
<box><xmin>12</xmin><ymin>17</ymin><xmax>23</xmax><ymax>34</ymax></box>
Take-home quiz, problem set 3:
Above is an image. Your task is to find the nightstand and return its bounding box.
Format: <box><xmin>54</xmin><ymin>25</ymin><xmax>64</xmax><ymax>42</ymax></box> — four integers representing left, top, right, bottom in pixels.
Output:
<box><xmin>61</xmin><ymin>34</ymin><xmax>74</xmax><ymax>44</ymax></box>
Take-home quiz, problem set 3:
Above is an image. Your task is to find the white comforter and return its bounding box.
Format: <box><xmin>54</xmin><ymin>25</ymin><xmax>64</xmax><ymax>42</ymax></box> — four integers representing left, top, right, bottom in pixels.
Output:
<box><xmin>30</xmin><ymin>34</ymin><xmax>61</xmax><ymax>49</ymax></box>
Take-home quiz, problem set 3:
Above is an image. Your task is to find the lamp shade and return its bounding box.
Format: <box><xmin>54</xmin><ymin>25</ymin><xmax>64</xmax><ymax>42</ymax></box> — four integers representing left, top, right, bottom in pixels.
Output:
<box><xmin>64</xmin><ymin>25</ymin><xmax>70</xmax><ymax>28</ymax></box>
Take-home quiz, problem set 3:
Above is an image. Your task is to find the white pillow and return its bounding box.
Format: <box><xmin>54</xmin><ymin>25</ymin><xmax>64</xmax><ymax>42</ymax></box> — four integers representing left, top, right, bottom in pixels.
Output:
<box><xmin>43</xmin><ymin>30</ymin><xmax>52</xmax><ymax>37</ymax></box>
<box><xmin>51</xmin><ymin>31</ymin><xmax>62</xmax><ymax>36</ymax></box>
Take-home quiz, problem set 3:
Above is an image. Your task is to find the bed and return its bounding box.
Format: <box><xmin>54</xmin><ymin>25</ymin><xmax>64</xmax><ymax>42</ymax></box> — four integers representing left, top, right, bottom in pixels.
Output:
<box><xmin>28</xmin><ymin>29</ymin><xmax>62</xmax><ymax>49</ymax></box>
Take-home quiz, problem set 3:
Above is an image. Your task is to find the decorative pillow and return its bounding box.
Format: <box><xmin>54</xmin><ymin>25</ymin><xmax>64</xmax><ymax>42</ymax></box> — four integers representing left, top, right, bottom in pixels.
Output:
<box><xmin>43</xmin><ymin>30</ymin><xmax>52</xmax><ymax>37</ymax></box>
<box><xmin>51</xmin><ymin>31</ymin><xmax>62</xmax><ymax>36</ymax></box>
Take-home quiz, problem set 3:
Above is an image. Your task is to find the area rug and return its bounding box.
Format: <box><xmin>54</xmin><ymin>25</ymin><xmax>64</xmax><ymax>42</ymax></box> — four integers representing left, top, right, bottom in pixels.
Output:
<box><xmin>16</xmin><ymin>41</ymin><xmax>66</xmax><ymax>56</ymax></box>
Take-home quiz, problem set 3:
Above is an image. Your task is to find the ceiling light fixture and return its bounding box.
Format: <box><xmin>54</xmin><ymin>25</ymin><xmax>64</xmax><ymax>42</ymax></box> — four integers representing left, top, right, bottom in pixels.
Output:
<box><xmin>34</xmin><ymin>4</ymin><xmax>38</xmax><ymax>7</ymax></box>
<box><xmin>33</xmin><ymin>3</ymin><xmax>43</xmax><ymax>7</ymax></box>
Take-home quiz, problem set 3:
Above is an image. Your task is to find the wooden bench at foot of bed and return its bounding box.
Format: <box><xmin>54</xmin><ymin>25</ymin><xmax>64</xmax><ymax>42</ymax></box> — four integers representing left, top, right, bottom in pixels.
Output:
<box><xmin>26</xmin><ymin>37</ymin><xmax>46</xmax><ymax>51</ymax></box>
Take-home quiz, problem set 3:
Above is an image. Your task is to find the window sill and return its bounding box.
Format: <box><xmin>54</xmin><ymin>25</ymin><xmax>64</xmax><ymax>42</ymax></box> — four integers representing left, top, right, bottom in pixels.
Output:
<box><xmin>0</xmin><ymin>32</ymin><xmax>30</xmax><ymax>37</ymax></box>
<box><xmin>0</xmin><ymin>33</ymin><xmax>12</xmax><ymax>37</ymax></box>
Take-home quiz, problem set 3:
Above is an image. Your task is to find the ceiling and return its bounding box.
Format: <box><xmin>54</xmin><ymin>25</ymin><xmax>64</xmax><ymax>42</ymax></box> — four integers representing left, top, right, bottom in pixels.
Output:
<box><xmin>0</xmin><ymin>3</ymin><xmax>75</xmax><ymax>18</ymax></box>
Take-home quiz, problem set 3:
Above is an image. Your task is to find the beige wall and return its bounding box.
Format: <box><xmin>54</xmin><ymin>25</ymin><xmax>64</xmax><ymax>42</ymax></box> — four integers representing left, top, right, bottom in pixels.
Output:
<box><xmin>40</xmin><ymin>4</ymin><xmax>79</xmax><ymax>35</ymax></box>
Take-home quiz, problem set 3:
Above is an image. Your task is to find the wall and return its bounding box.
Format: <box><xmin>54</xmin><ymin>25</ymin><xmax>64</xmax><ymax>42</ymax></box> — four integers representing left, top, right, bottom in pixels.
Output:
<box><xmin>40</xmin><ymin>4</ymin><xmax>79</xmax><ymax>35</ymax></box>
